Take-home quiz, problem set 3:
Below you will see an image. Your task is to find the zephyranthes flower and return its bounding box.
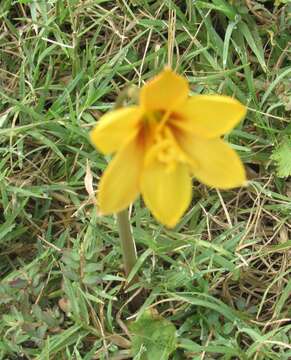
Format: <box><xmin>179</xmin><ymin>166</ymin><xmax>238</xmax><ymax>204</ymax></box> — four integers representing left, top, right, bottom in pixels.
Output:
<box><xmin>90</xmin><ymin>69</ymin><xmax>247</xmax><ymax>227</ymax></box>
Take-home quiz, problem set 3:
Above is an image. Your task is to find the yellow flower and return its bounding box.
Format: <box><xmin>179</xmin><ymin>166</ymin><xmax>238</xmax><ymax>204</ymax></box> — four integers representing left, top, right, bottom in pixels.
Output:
<box><xmin>90</xmin><ymin>69</ymin><xmax>247</xmax><ymax>227</ymax></box>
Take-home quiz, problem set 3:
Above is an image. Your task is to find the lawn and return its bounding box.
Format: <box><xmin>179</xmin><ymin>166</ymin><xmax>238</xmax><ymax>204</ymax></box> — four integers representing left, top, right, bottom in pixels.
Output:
<box><xmin>0</xmin><ymin>0</ymin><xmax>291</xmax><ymax>359</ymax></box>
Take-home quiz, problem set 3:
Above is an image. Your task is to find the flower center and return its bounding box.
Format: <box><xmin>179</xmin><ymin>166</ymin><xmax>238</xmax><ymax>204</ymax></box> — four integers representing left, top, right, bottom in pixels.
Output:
<box><xmin>143</xmin><ymin>110</ymin><xmax>166</xmax><ymax>126</ymax></box>
<box><xmin>145</xmin><ymin>126</ymin><xmax>188</xmax><ymax>172</ymax></box>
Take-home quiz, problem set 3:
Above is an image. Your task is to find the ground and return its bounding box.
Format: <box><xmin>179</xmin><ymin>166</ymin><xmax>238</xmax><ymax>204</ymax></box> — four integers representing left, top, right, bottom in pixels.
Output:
<box><xmin>0</xmin><ymin>0</ymin><xmax>290</xmax><ymax>359</ymax></box>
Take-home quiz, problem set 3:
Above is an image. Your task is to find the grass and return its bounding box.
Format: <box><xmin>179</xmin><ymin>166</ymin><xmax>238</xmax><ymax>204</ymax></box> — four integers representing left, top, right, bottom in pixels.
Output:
<box><xmin>0</xmin><ymin>0</ymin><xmax>291</xmax><ymax>359</ymax></box>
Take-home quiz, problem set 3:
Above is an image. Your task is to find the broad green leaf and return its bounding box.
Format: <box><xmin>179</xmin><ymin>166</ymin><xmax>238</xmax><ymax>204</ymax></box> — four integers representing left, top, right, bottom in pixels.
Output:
<box><xmin>130</xmin><ymin>310</ymin><xmax>177</xmax><ymax>360</ymax></box>
<box><xmin>271</xmin><ymin>137</ymin><xmax>291</xmax><ymax>177</ymax></box>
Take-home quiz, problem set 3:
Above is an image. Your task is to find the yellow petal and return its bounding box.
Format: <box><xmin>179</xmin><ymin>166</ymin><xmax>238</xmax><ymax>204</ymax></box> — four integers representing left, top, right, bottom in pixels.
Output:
<box><xmin>140</xmin><ymin>161</ymin><xmax>192</xmax><ymax>227</ymax></box>
<box><xmin>98</xmin><ymin>138</ymin><xmax>144</xmax><ymax>214</ymax></box>
<box><xmin>174</xmin><ymin>95</ymin><xmax>246</xmax><ymax>138</ymax></box>
<box><xmin>140</xmin><ymin>68</ymin><xmax>189</xmax><ymax>111</ymax></box>
<box><xmin>90</xmin><ymin>107</ymin><xmax>141</xmax><ymax>154</ymax></box>
<box><xmin>176</xmin><ymin>131</ymin><xmax>246</xmax><ymax>189</ymax></box>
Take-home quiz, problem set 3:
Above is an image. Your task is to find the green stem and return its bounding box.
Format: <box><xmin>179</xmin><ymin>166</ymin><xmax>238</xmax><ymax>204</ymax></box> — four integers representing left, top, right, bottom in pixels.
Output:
<box><xmin>114</xmin><ymin>90</ymin><xmax>143</xmax><ymax>310</ymax></box>
<box><xmin>116</xmin><ymin>209</ymin><xmax>137</xmax><ymax>279</ymax></box>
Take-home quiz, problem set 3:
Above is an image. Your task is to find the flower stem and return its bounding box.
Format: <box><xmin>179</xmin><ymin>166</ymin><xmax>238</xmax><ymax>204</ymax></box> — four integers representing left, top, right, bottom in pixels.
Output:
<box><xmin>116</xmin><ymin>209</ymin><xmax>137</xmax><ymax>279</ymax></box>
<box><xmin>114</xmin><ymin>89</ymin><xmax>143</xmax><ymax>310</ymax></box>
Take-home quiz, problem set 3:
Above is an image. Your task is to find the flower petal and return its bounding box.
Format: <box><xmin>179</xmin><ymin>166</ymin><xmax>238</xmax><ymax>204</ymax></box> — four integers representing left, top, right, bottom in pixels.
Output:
<box><xmin>176</xmin><ymin>131</ymin><xmax>246</xmax><ymax>189</ymax></box>
<box><xmin>140</xmin><ymin>161</ymin><xmax>192</xmax><ymax>227</ymax></box>
<box><xmin>175</xmin><ymin>95</ymin><xmax>246</xmax><ymax>138</ymax></box>
<box><xmin>140</xmin><ymin>68</ymin><xmax>189</xmax><ymax>111</ymax></box>
<box><xmin>98</xmin><ymin>138</ymin><xmax>144</xmax><ymax>214</ymax></box>
<box><xmin>90</xmin><ymin>107</ymin><xmax>141</xmax><ymax>154</ymax></box>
